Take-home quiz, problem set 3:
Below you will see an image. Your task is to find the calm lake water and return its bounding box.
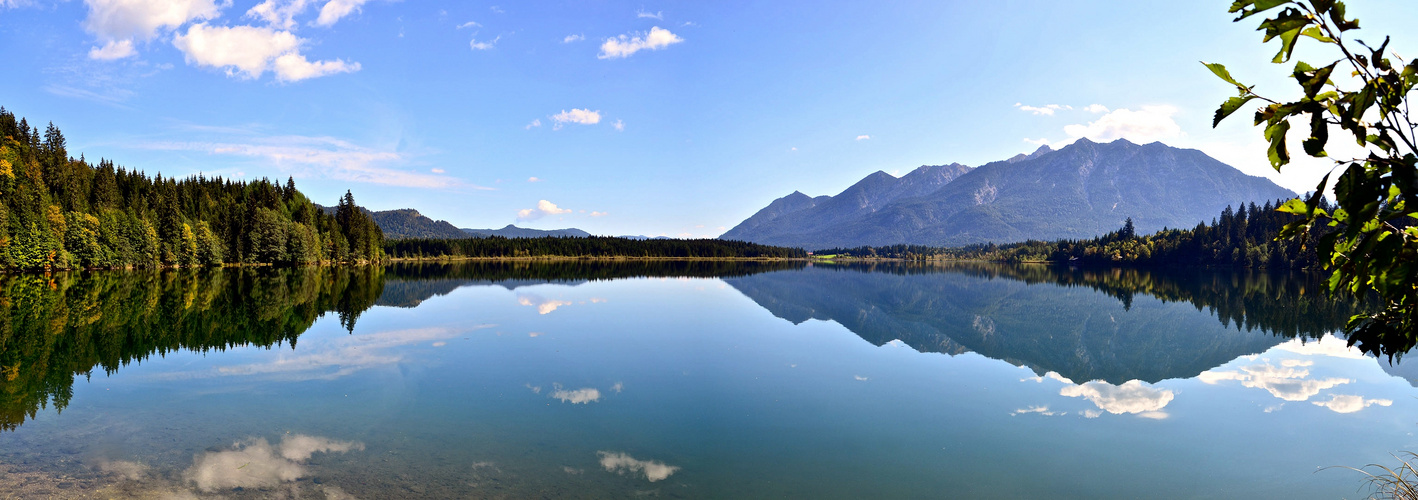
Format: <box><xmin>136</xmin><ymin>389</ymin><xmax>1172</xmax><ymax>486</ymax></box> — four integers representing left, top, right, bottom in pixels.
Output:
<box><xmin>0</xmin><ymin>261</ymin><xmax>1413</xmax><ymax>499</ymax></box>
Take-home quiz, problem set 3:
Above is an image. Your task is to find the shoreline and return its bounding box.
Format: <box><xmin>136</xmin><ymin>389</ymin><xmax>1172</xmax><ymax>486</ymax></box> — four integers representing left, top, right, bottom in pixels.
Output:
<box><xmin>386</xmin><ymin>255</ymin><xmax>807</xmax><ymax>262</ymax></box>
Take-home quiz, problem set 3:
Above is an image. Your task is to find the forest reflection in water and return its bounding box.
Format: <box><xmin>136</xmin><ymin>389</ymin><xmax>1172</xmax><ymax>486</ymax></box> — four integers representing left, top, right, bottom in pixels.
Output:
<box><xmin>0</xmin><ymin>260</ymin><xmax>1373</xmax><ymax>434</ymax></box>
<box><xmin>0</xmin><ymin>259</ymin><xmax>1411</xmax><ymax>499</ymax></box>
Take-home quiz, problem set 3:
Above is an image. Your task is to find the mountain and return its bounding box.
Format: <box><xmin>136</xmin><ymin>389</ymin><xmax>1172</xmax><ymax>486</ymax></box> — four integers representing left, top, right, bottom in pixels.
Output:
<box><xmin>461</xmin><ymin>225</ymin><xmax>593</xmax><ymax>238</ymax></box>
<box><xmin>319</xmin><ymin>205</ymin><xmax>594</xmax><ymax>240</ymax></box>
<box><xmin>722</xmin><ymin>264</ymin><xmax>1314</xmax><ymax>384</ymax></box>
<box><xmin>723</xmin><ymin>163</ymin><xmax>972</xmax><ymax>245</ymax></box>
<box><xmin>368</xmin><ymin>209</ymin><xmax>469</xmax><ymax>239</ymax></box>
<box><xmin>721</xmin><ymin>139</ymin><xmax>1296</xmax><ymax>249</ymax></box>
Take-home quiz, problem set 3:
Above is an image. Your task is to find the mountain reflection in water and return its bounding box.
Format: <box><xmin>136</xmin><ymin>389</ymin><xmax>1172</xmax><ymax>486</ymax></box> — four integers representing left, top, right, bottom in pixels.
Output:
<box><xmin>0</xmin><ymin>260</ymin><xmax>1368</xmax><ymax>434</ymax></box>
<box><xmin>724</xmin><ymin>262</ymin><xmax>1356</xmax><ymax>384</ymax></box>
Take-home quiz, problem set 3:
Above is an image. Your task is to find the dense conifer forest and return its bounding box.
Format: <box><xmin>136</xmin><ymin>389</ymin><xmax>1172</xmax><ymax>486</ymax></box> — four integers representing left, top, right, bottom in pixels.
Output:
<box><xmin>818</xmin><ymin>198</ymin><xmax>1334</xmax><ymax>269</ymax></box>
<box><xmin>0</xmin><ymin>108</ymin><xmax>383</xmax><ymax>270</ymax></box>
<box><xmin>384</xmin><ymin>236</ymin><xmax>807</xmax><ymax>259</ymax></box>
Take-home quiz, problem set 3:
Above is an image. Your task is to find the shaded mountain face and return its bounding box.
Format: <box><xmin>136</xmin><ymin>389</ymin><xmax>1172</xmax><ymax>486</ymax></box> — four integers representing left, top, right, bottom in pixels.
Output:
<box><xmin>722</xmin><ymin>140</ymin><xmax>1296</xmax><ymax>249</ymax></box>
<box><xmin>339</xmin><ymin>206</ymin><xmax>595</xmax><ymax>241</ymax></box>
<box><xmin>461</xmin><ymin>225</ymin><xmax>593</xmax><ymax>238</ymax></box>
<box><xmin>721</xmin><ymin>162</ymin><xmax>972</xmax><ymax>245</ymax></box>
<box><xmin>722</xmin><ymin>264</ymin><xmax>1345</xmax><ymax>384</ymax></box>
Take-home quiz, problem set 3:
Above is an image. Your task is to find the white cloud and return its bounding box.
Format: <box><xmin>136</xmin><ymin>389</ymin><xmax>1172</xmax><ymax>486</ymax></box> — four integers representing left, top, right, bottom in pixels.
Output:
<box><xmin>855</xmin><ymin>135</ymin><xmax>871</xmax><ymax>141</ymax></box>
<box><xmin>1313</xmin><ymin>394</ymin><xmax>1393</xmax><ymax>414</ymax></box>
<box><xmin>430</xmin><ymin>168</ymin><xmax>444</xmax><ymax>173</ymax></box>
<box><xmin>1021</xmin><ymin>371</ymin><xmax>1072</xmax><ymax>384</ymax></box>
<box><xmin>83</xmin><ymin>0</ymin><xmax>221</xmax><ymax>42</ymax></box>
<box><xmin>314</xmin><ymin>0</ymin><xmax>372</xmax><ymax>27</ymax></box>
<box><xmin>613</xmin><ymin>119</ymin><xmax>625</xmax><ymax>131</ymax></box>
<box><xmin>173</xmin><ymin>23</ymin><xmax>360</xmax><ymax>82</ymax></box>
<box><xmin>1273</xmin><ymin>336</ymin><xmax>1367</xmax><ymax>359</ymax></box>
<box><xmin>1011</xmin><ymin>405</ymin><xmax>1063</xmax><ymax>416</ymax></box>
<box><xmin>551</xmin><ymin>384</ymin><xmax>601</xmax><ymax>404</ymax></box>
<box><xmin>598</xmin><ymin>452</ymin><xmax>680</xmax><ymax>482</ymax></box>
<box><xmin>590</xmin><ymin>211</ymin><xmax>607</xmax><ymax>217</ymax></box>
<box><xmin>1014</xmin><ymin>103</ymin><xmax>1071</xmax><ymax>116</ymax></box>
<box><xmin>854</xmin><ymin>375</ymin><xmax>869</xmax><ymax>381</ymax></box>
<box><xmin>598</xmin><ymin>26</ymin><xmax>682</xmax><ymax>59</ymax></box>
<box><xmin>517</xmin><ymin>293</ymin><xmax>572</xmax><ymax>314</ymax></box>
<box><xmin>88</xmin><ymin>39</ymin><xmax>137</xmax><ymax>60</ymax></box>
<box><xmin>141</xmin><ymin>134</ymin><xmax>465</xmax><ymax>189</ymax></box>
<box><xmin>470</xmin><ymin>35</ymin><xmax>500</xmax><ymax>51</ymax></box>
<box><xmin>527</xmin><ymin>176</ymin><xmax>541</xmax><ymax>182</ymax></box>
<box><xmin>82</xmin><ymin>0</ymin><xmax>221</xmax><ymax>59</ymax></box>
<box><xmin>184</xmin><ymin>435</ymin><xmax>363</xmax><ymax>492</ymax></box>
<box><xmin>1061</xmin><ymin>105</ymin><xmax>1182</xmax><ymax>144</ymax></box>
<box><xmin>563</xmin><ymin>33</ymin><xmax>584</xmax><ymax>43</ymax></box>
<box><xmin>456</xmin><ymin>20</ymin><xmax>480</xmax><ymax>29</ymax></box>
<box><xmin>1084</xmin><ymin>104</ymin><xmax>1109</xmax><ymax>114</ymax></box>
<box><xmin>246</xmin><ymin>0</ymin><xmax>313</xmax><ymax>30</ymax></box>
<box><xmin>1060</xmin><ymin>379</ymin><xmax>1174</xmax><ymax>415</ymax></box>
<box><xmin>551</xmin><ymin>108</ymin><xmax>601</xmax><ymax>129</ymax></box>
<box><xmin>1198</xmin><ymin>360</ymin><xmax>1351</xmax><ymax>402</ymax></box>
<box><xmin>273</xmin><ymin>52</ymin><xmax>360</xmax><ymax>81</ymax></box>
<box><xmin>636</xmin><ymin>9</ymin><xmax>662</xmax><ymax>19</ymax></box>
<box><xmin>525</xmin><ymin>119</ymin><xmax>542</xmax><ymax>129</ymax></box>
<box><xmin>517</xmin><ymin>199</ymin><xmax>573</xmax><ymax>221</ymax></box>
<box><xmin>489</xmin><ymin>5</ymin><xmax>503</xmax><ymax>13</ymax></box>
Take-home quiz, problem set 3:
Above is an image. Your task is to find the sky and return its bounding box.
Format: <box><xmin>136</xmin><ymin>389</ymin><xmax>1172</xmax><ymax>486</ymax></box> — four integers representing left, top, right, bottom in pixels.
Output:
<box><xmin>2</xmin><ymin>0</ymin><xmax>1417</xmax><ymax>238</ymax></box>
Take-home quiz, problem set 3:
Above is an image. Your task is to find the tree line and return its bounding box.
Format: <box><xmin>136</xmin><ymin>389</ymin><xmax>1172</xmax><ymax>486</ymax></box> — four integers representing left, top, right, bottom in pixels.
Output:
<box><xmin>0</xmin><ymin>107</ymin><xmax>383</xmax><ymax>270</ymax></box>
<box><xmin>818</xmin><ymin>198</ymin><xmax>1333</xmax><ymax>269</ymax></box>
<box><xmin>384</xmin><ymin>236</ymin><xmax>807</xmax><ymax>259</ymax></box>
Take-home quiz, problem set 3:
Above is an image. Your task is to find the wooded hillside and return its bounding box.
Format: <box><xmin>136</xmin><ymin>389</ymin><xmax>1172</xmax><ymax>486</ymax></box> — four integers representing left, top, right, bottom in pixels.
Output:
<box><xmin>0</xmin><ymin>107</ymin><xmax>383</xmax><ymax>270</ymax></box>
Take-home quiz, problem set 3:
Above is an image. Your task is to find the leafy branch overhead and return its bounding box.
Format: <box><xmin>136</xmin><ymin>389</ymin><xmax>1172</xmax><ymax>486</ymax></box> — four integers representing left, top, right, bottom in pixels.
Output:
<box><xmin>1205</xmin><ymin>0</ymin><xmax>1418</xmax><ymax>358</ymax></box>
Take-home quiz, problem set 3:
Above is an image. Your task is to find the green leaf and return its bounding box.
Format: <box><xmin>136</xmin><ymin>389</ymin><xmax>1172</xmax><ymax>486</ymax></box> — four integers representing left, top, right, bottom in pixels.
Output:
<box><xmin>1299</xmin><ymin>25</ymin><xmax>1334</xmax><ymax>43</ymax></box>
<box><xmin>1329</xmin><ymin>1</ymin><xmax>1360</xmax><ymax>31</ymax></box>
<box><xmin>1202</xmin><ymin>62</ymin><xmax>1246</xmax><ymax>88</ymax></box>
<box><xmin>1259</xmin><ymin>8</ymin><xmax>1311</xmax><ymax>42</ymax></box>
<box><xmin>1303</xmin><ymin>112</ymin><xmax>1329</xmax><ymax>156</ymax></box>
<box><xmin>1213</xmin><ymin>95</ymin><xmax>1257</xmax><ymax>127</ymax></box>
<box><xmin>1350</xmin><ymin>84</ymin><xmax>1378</xmax><ymax>121</ymax></box>
<box><xmin>1277</xmin><ymin>198</ymin><xmax>1310</xmax><ymax>214</ymax></box>
<box><xmin>1293</xmin><ymin>61</ymin><xmax>1337</xmax><ymax>97</ymax></box>
<box><xmin>1265</xmin><ymin>119</ymin><xmax>1292</xmax><ymax>169</ymax></box>
<box><xmin>1232</xmin><ymin>0</ymin><xmax>1293</xmax><ymax>20</ymax></box>
<box><xmin>1272</xmin><ymin>28</ymin><xmax>1303</xmax><ymax>63</ymax></box>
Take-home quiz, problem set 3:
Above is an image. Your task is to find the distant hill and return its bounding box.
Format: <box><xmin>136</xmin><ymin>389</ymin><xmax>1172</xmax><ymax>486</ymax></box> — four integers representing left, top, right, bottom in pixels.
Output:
<box><xmin>461</xmin><ymin>225</ymin><xmax>593</xmax><ymax>239</ymax></box>
<box><xmin>721</xmin><ymin>139</ymin><xmax>1296</xmax><ymax>249</ymax></box>
<box><xmin>318</xmin><ymin>205</ymin><xmax>593</xmax><ymax>240</ymax></box>
<box><xmin>369</xmin><ymin>209</ymin><xmax>468</xmax><ymax>239</ymax></box>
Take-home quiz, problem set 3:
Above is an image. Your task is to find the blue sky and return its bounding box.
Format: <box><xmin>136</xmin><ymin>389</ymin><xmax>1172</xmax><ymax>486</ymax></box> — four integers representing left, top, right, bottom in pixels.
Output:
<box><xmin>3</xmin><ymin>1</ymin><xmax>1416</xmax><ymax>237</ymax></box>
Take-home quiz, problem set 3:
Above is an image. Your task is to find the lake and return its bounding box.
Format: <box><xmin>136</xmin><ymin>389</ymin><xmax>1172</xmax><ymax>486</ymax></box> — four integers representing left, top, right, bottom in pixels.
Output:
<box><xmin>0</xmin><ymin>261</ymin><xmax>1412</xmax><ymax>499</ymax></box>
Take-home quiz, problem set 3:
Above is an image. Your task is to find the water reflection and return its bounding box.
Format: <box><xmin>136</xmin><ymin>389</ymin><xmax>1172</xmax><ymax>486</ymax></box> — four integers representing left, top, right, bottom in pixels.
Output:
<box><xmin>0</xmin><ymin>260</ymin><xmax>1405</xmax><ymax>498</ymax></box>
<box><xmin>723</xmin><ymin>262</ymin><xmax>1357</xmax><ymax>384</ymax></box>
<box><xmin>0</xmin><ymin>267</ymin><xmax>383</xmax><ymax>431</ymax></box>
<box><xmin>0</xmin><ymin>260</ymin><xmax>1370</xmax><ymax>433</ymax></box>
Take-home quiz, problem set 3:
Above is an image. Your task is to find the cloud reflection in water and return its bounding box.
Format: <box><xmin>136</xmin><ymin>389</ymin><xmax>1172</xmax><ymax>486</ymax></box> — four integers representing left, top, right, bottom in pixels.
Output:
<box><xmin>597</xmin><ymin>451</ymin><xmax>680</xmax><ymax>482</ymax></box>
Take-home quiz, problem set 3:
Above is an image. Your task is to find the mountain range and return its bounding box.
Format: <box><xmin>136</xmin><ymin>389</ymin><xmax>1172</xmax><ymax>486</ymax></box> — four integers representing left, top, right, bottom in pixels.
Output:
<box><xmin>349</xmin><ymin>207</ymin><xmax>592</xmax><ymax>240</ymax></box>
<box><xmin>721</xmin><ymin>139</ymin><xmax>1297</xmax><ymax>250</ymax></box>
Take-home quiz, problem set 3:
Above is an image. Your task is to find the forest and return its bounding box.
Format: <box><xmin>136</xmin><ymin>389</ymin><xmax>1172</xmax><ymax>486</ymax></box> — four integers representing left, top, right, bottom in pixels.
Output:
<box><xmin>0</xmin><ymin>266</ymin><xmax>386</xmax><ymax>431</ymax></box>
<box><xmin>384</xmin><ymin>235</ymin><xmax>807</xmax><ymax>259</ymax></box>
<box><xmin>818</xmin><ymin>198</ymin><xmax>1329</xmax><ymax>269</ymax></box>
<box><xmin>0</xmin><ymin>107</ymin><xmax>383</xmax><ymax>270</ymax></box>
